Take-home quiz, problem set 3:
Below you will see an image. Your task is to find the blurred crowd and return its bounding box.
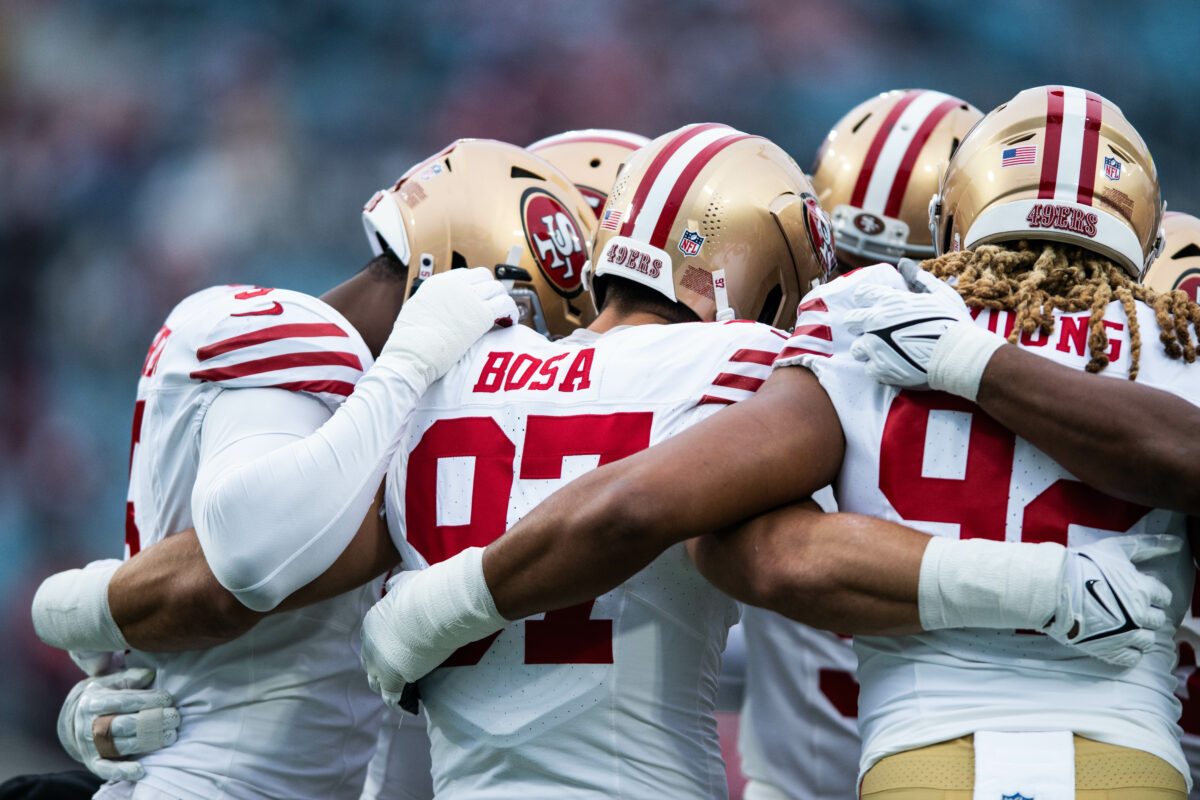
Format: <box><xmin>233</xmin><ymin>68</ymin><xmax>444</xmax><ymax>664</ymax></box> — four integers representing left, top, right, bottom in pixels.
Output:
<box><xmin>2</xmin><ymin>0</ymin><xmax>1198</xmax><ymax>773</ymax></box>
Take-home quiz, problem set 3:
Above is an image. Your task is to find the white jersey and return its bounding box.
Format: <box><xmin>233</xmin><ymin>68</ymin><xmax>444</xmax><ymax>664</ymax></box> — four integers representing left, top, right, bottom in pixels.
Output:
<box><xmin>776</xmin><ymin>264</ymin><xmax>1198</xmax><ymax>784</ymax></box>
<box><xmin>739</xmin><ymin>488</ymin><xmax>859</xmax><ymax>800</ymax></box>
<box><xmin>385</xmin><ymin>320</ymin><xmax>787</xmax><ymax>799</ymax></box>
<box><xmin>124</xmin><ymin>285</ymin><xmax>385</xmax><ymax>799</ymax></box>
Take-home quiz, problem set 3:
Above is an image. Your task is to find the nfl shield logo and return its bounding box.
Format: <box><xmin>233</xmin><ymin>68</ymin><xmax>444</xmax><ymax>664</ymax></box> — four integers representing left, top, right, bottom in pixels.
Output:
<box><xmin>678</xmin><ymin>229</ymin><xmax>705</xmax><ymax>257</ymax></box>
<box><xmin>1104</xmin><ymin>156</ymin><xmax>1121</xmax><ymax>181</ymax></box>
<box><xmin>1002</xmin><ymin>794</ymin><xmax>1034</xmax><ymax>800</ymax></box>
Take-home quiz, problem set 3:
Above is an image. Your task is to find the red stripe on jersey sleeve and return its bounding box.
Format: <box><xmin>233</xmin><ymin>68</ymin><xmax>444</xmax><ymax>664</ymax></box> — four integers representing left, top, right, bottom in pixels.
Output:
<box><xmin>778</xmin><ymin>346</ymin><xmax>832</xmax><ymax>360</ymax></box>
<box><xmin>797</xmin><ymin>296</ymin><xmax>829</xmax><ymax>314</ymax></box>
<box><xmin>272</xmin><ymin>379</ymin><xmax>356</xmax><ymax>397</ymax></box>
<box><xmin>712</xmin><ymin>373</ymin><xmax>765</xmax><ymax>392</ymax></box>
<box><xmin>190</xmin><ymin>350</ymin><xmax>363</xmax><ymax>382</ymax></box>
<box><xmin>197</xmin><ymin>323</ymin><xmax>350</xmax><ymax>362</ymax></box>
<box><xmin>698</xmin><ymin>394</ymin><xmax>737</xmax><ymax>406</ymax></box>
<box><xmin>792</xmin><ymin>323</ymin><xmax>834</xmax><ymax>341</ymax></box>
<box><xmin>729</xmin><ymin>348</ymin><xmax>777</xmax><ymax>366</ymax></box>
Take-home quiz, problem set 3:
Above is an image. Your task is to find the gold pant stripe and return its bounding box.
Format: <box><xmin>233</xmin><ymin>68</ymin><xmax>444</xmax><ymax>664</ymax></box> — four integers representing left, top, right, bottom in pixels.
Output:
<box><xmin>860</xmin><ymin>735</ymin><xmax>1186</xmax><ymax>799</ymax></box>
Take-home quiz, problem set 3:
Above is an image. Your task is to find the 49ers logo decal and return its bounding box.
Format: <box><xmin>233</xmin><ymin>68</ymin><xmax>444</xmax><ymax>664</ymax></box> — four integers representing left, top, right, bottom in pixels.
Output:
<box><xmin>522</xmin><ymin>189</ymin><xmax>587</xmax><ymax>298</ymax></box>
<box><xmin>802</xmin><ymin>193</ymin><xmax>837</xmax><ymax>281</ymax></box>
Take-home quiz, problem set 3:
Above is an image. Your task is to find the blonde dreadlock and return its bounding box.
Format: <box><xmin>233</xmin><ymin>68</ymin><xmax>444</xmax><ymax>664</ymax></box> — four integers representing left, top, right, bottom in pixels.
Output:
<box><xmin>921</xmin><ymin>241</ymin><xmax>1200</xmax><ymax>380</ymax></box>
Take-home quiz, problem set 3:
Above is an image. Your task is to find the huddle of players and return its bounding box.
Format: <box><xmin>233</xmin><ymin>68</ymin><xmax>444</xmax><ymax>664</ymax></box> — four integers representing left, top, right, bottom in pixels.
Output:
<box><xmin>25</xmin><ymin>83</ymin><xmax>1200</xmax><ymax>800</ymax></box>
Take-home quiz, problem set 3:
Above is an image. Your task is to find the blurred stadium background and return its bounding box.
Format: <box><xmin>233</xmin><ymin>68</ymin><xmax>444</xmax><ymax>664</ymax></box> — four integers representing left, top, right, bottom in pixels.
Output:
<box><xmin>3</xmin><ymin>0</ymin><xmax>1198</xmax><ymax>782</ymax></box>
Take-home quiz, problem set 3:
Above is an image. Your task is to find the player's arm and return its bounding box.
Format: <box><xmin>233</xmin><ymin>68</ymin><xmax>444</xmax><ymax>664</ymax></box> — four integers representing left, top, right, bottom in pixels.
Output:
<box><xmin>30</xmin><ymin>387</ymin><xmax>398</xmax><ymax>655</ymax></box>
<box><xmin>106</xmin><ymin>490</ymin><xmax>395</xmax><ymax>652</ymax></box>
<box><xmin>686</xmin><ymin>497</ymin><xmax>1177</xmax><ymax>669</ymax></box>
<box><xmin>190</xmin><ymin>269</ymin><xmax>515</xmax><ymax>612</ymax></box>
<box><xmin>32</xmin><ymin>269</ymin><xmax>516</xmax><ymax>655</ymax></box>
<box><xmin>34</xmin><ymin>386</ymin><xmax>400</xmax><ymax>654</ymax></box>
<box><xmin>847</xmin><ymin>259</ymin><xmax>1200</xmax><ymax>513</ymax></box>
<box><xmin>687</xmin><ymin>500</ymin><xmax>926</xmax><ymax>636</ymax></box>
<box><xmin>973</xmin><ymin>345</ymin><xmax>1200</xmax><ymax>512</ymax></box>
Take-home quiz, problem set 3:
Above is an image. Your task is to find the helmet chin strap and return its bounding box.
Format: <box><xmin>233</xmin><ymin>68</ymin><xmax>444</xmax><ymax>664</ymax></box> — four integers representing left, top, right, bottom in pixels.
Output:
<box><xmin>712</xmin><ymin>269</ymin><xmax>735</xmax><ymax>321</ymax></box>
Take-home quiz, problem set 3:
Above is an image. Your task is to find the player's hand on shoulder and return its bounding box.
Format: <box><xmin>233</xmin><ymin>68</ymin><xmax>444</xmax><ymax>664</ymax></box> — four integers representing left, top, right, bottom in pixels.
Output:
<box><xmin>844</xmin><ymin>259</ymin><xmax>1006</xmax><ymax>400</ymax></box>
<box><xmin>844</xmin><ymin>259</ymin><xmax>969</xmax><ymax>388</ymax></box>
<box><xmin>381</xmin><ymin>267</ymin><xmax>519</xmax><ymax>386</ymax></box>
<box><xmin>57</xmin><ymin>667</ymin><xmax>181</xmax><ymax>781</ymax></box>
<box><xmin>1046</xmin><ymin>534</ymin><xmax>1180</xmax><ymax>668</ymax></box>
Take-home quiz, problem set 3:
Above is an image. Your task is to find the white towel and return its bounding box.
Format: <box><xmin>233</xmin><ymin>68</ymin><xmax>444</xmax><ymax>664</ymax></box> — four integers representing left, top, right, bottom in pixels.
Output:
<box><xmin>973</xmin><ymin>730</ymin><xmax>1074</xmax><ymax>800</ymax></box>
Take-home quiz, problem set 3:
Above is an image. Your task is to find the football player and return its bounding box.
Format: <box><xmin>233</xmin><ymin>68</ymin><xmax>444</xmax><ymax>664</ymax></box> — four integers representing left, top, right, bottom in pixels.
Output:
<box><xmin>364</xmin><ymin>89</ymin><xmax>1200</xmax><ymax>798</ymax></box>
<box><xmin>31</xmin><ymin>140</ymin><xmax>592</xmax><ymax>799</ymax></box>
<box><xmin>527</xmin><ymin>128</ymin><xmax>651</xmax><ymax>219</ymax></box>
<box><xmin>363</xmin><ymin>122</ymin><xmax>820</xmax><ymax>798</ymax></box>
<box><xmin>739</xmin><ymin>89</ymin><xmax>984</xmax><ymax>800</ymax></box>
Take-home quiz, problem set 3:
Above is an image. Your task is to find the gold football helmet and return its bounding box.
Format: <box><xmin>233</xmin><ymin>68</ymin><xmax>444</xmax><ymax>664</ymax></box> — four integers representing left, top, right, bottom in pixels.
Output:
<box><xmin>363</xmin><ymin>138</ymin><xmax>597</xmax><ymax>337</ymax></box>
<box><xmin>587</xmin><ymin>123</ymin><xmax>835</xmax><ymax>328</ymax></box>
<box><xmin>528</xmin><ymin>129</ymin><xmax>651</xmax><ymax>219</ymax></box>
<box><xmin>811</xmin><ymin>89</ymin><xmax>981</xmax><ymax>264</ymax></box>
<box><xmin>1142</xmin><ymin>211</ymin><xmax>1200</xmax><ymax>301</ymax></box>
<box><xmin>930</xmin><ymin>85</ymin><xmax>1163</xmax><ymax>277</ymax></box>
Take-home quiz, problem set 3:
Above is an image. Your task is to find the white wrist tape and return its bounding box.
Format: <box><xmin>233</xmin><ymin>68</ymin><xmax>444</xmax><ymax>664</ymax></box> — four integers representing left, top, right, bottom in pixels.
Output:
<box><xmin>918</xmin><ymin>537</ymin><xmax>1065</xmax><ymax>631</ymax></box>
<box><xmin>32</xmin><ymin>559</ymin><xmax>130</xmax><ymax>653</ymax></box>
<box><xmin>926</xmin><ymin>320</ymin><xmax>1007</xmax><ymax>402</ymax></box>
<box><xmin>378</xmin><ymin>547</ymin><xmax>509</xmax><ymax>682</ymax></box>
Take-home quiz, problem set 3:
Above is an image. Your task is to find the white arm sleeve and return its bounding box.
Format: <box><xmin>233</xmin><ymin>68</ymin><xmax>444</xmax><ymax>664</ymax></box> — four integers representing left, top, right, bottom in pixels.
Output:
<box><xmin>192</xmin><ymin>360</ymin><xmax>428</xmax><ymax>612</ymax></box>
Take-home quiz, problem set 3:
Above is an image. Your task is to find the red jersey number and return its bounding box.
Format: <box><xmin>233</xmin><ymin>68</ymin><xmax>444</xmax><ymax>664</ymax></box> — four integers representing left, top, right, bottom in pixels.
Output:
<box><xmin>879</xmin><ymin>391</ymin><xmax>1149</xmax><ymax>545</ymax></box>
<box><xmin>405</xmin><ymin>412</ymin><xmax>655</xmax><ymax>666</ymax></box>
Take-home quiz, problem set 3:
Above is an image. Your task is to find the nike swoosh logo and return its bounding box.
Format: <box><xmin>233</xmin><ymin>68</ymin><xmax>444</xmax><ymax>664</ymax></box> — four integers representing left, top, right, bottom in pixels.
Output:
<box><xmin>1075</xmin><ymin>555</ymin><xmax>1139</xmax><ymax>642</ymax></box>
<box><xmin>871</xmin><ymin>315</ymin><xmax>958</xmax><ymax>372</ymax></box>
<box><xmin>1084</xmin><ymin>579</ymin><xmax>1114</xmax><ymax>617</ymax></box>
<box><xmin>231</xmin><ymin>302</ymin><xmax>284</xmax><ymax>317</ymax></box>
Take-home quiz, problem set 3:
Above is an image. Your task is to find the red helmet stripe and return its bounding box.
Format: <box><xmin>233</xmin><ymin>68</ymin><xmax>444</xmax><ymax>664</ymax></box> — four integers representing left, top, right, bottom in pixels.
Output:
<box><xmin>648</xmin><ymin>134</ymin><xmax>754</xmax><ymax>250</ymax></box>
<box><xmin>1076</xmin><ymin>91</ymin><xmax>1104</xmax><ymax>206</ymax></box>
<box><xmin>619</xmin><ymin>123</ymin><xmax>726</xmax><ymax>238</ymax></box>
<box><xmin>1038</xmin><ymin>87</ymin><xmax>1065</xmax><ymax>199</ymax></box>
<box><xmin>849</xmin><ymin>90</ymin><xmax>922</xmax><ymax>208</ymax></box>
<box><xmin>883</xmin><ymin>97</ymin><xmax>961</xmax><ymax>218</ymax></box>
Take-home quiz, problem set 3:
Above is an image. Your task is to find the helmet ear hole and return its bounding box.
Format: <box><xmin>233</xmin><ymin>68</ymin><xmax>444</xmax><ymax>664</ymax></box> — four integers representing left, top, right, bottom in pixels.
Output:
<box><xmin>756</xmin><ymin>284</ymin><xmax>783</xmax><ymax>325</ymax></box>
<box><xmin>1173</xmin><ymin>244</ymin><xmax>1200</xmax><ymax>260</ymax></box>
<box><xmin>511</xmin><ymin>166</ymin><xmax>545</xmax><ymax>181</ymax></box>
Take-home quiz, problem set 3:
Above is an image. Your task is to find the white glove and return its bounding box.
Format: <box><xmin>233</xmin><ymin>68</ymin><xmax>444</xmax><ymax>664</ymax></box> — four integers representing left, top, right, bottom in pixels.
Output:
<box><xmin>380</xmin><ymin>267</ymin><xmax>518</xmax><ymax>387</ymax></box>
<box><xmin>57</xmin><ymin>667</ymin><xmax>181</xmax><ymax>781</ymax></box>
<box><xmin>360</xmin><ymin>548</ymin><xmax>508</xmax><ymax>713</ymax></box>
<box><xmin>1046</xmin><ymin>534</ymin><xmax>1180</xmax><ymax>668</ymax></box>
<box><xmin>844</xmin><ymin>259</ymin><xmax>1005</xmax><ymax>400</ymax></box>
